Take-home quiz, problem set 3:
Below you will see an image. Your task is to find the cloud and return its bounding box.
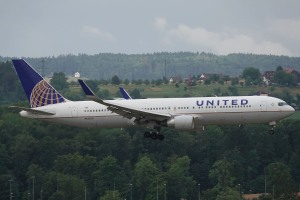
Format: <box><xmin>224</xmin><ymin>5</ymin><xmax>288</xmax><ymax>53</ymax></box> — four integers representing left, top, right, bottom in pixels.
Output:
<box><xmin>218</xmin><ymin>35</ymin><xmax>291</xmax><ymax>56</ymax></box>
<box><xmin>154</xmin><ymin>17</ymin><xmax>167</xmax><ymax>31</ymax></box>
<box><xmin>168</xmin><ymin>24</ymin><xmax>220</xmax><ymax>48</ymax></box>
<box><xmin>265</xmin><ymin>18</ymin><xmax>300</xmax><ymax>43</ymax></box>
<box><xmin>156</xmin><ymin>18</ymin><xmax>292</xmax><ymax>56</ymax></box>
<box><xmin>82</xmin><ymin>26</ymin><xmax>116</xmax><ymax>42</ymax></box>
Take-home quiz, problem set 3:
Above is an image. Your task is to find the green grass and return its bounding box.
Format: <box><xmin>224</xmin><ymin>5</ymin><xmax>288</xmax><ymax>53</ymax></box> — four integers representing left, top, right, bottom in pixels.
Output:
<box><xmin>96</xmin><ymin>83</ymin><xmax>300</xmax><ymax>98</ymax></box>
<box><xmin>288</xmin><ymin>111</ymin><xmax>300</xmax><ymax>120</ymax></box>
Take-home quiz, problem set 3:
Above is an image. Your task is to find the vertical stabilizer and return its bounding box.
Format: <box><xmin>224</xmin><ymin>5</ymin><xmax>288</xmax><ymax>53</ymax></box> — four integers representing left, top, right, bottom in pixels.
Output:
<box><xmin>12</xmin><ymin>59</ymin><xmax>67</xmax><ymax>108</ymax></box>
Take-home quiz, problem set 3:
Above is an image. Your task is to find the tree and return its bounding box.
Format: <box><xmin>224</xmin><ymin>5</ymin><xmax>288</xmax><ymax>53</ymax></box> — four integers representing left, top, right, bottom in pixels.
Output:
<box><xmin>123</xmin><ymin>79</ymin><xmax>130</xmax><ymax>85</ymax></box>
<box><xmin>266</xmin><ymin>162</ymin><xmax>297</xmax><ymax>199</ymax></box>
<box><xmin>84</xmin><ymin>80</ymin><xmax>99</xmax><ymax>94</ymax></box>
<box><xmin>100</xmin><ymin>190</ymin><xmax>122</xmax><ymax>200</ymax></box>
<box><xmin>26</xmin><ymin>164</ymin><xmax>45</xmax><ymax>200</ymax></box>
<box><xmin>43</xmin><ymin>172</ymin><xmax>86</xmax><ymax>200</ymax></box>
<box><xmin>134</xmin><ymin>156</ymin><xmax>161</xmax><ymax>200</ymax></box>
<box><xmin>93</xmin><ymin>156</ymin><xmax>129</xmax><ymax>198</ymax></box>
<box><xmin>144</xmin><ymin>79</ymin><xmax>150</xmax><ymax>85</ymax></box>
<box><xmin>273</xmin><ymin>70</ymin><xmax>297</xmax><ymax>86</ymax></box>
<box><xmin>227</xmin><ymin>86</ymin><xmax>239</xmax><ymax>96</ymax></box>
<box><xmin>111</xmin><ymin>75</ymin><xmax>121</xmax><ymax>85</ymax></box>
<box><xmin>165</xmin><ymin>156</ymin><xmax>196</xmax><ymax>200</ymax></box>
<box><xmin>231</xmin><ymin>77</ymin><xmax>239</xmax><ymax>86</ymax></box>
<box><xmin>54</xmin><ymin>152</ymin><xmax>97</xmax><ymax>181</ymax></box>
<box><xmin>0</xmin><ymin>61</ymin><xmax>25</xmax><ymax>102</ymax></box>
<box><xmin>242</xmin><ymin>67</ymin><xmax>261</xmax><ymax>85</ymax></box>
<box><xmin>216</xmin><ymin>187</ymin><xmax>240</xmax><ymax>200</ymax></box>
<box><xmin>209</xmin><ymin>159</ymin><xmax>235</xmax><ymax>189</ymax></box>
<box><xmin>0</xmin><ymin>174</ymin><xmax>16</xmax><ymax>200</ymax></box>
<box><xmin>10</xmin><ymin>133</ymin><xmax>37</xmax><ymax>182</ymax></box>
<box><xmin>130</xmin><ymin>88</ymin><xmax>142</xmax><ymax>99</ymax></box>
<box><xmin>50</xmin><ymin>72</ymin><xmax>69</xmax><ymax>91</ymax></box>
<box><xmin>98</xmin><ymin>89</ymin><xmax>110</xmax><ymax>99</ymax></box>
<box><xmin>0</xmin><ymin>144</ymin><xmax>9</xmax><ymax>174</ymax></box>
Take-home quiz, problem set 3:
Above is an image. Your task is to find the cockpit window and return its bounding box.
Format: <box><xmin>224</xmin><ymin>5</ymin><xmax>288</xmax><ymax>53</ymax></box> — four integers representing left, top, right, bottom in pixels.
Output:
<box><xmin>278</xmin><ymin>102</ymin><xmax>288</xmax><ymax>106</ymax></box>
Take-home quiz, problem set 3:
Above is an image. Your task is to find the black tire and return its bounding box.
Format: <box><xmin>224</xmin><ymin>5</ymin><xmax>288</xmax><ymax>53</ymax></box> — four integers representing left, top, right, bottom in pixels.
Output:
<box><xmin>268</xmin><ymin>130</ymin><xmax>275</xmax><ymax>135</ymax></box>
<box><xmin>144</xmin><ymin>131</ymin><xmax>150</xmax><ymax>138</ymax></box>
<box><xmin>151</xmin><ymin>133</ymin><xmax>158</xmax><ymax>140</ymax></box>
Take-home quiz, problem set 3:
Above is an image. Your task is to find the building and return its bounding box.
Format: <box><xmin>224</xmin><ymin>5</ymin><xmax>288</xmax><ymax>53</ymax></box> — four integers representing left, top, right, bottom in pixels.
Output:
<box><xmin>74</xmin><ymin>72</ymin><xmax>80</xmax><ymax>78</ymax></box>
<box><xmin>262</xmin><ymin>71</ymin><xmax>275</xmax><ymax>85</ymax></box>
<box><xmin>284</xmin><ymin>67</ymin><xmax>300</xmax><ymax>83</ymax></box>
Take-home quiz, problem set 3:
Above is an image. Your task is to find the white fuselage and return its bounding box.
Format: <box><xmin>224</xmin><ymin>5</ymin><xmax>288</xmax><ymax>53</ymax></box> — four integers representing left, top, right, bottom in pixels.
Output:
<box><xmin>20</xmin><ymin>96</ymin><xmax>295</xmax><ymax>129</ymax></box>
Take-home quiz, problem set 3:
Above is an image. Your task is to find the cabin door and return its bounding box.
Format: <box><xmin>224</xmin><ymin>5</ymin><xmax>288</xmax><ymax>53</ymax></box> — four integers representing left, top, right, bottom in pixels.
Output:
<box><xmin>261</xmin><ymin>101</ymin><xmax>267</xmax><ymax>112</ymax></box>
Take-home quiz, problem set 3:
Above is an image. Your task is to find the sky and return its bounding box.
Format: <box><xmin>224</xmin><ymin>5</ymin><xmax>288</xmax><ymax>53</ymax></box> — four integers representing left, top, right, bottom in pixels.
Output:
<box><xmin>1</xmin><ymin>0</ymin><xmax>300</xmax><ymax>57</ymax></box>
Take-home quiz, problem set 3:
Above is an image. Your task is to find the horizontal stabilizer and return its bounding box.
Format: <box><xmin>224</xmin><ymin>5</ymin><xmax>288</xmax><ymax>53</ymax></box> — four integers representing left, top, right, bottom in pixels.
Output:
<box><xmin>10</xmin><ymin>106</ymin><xmax>56</xmax><ymax>115</ymax></box>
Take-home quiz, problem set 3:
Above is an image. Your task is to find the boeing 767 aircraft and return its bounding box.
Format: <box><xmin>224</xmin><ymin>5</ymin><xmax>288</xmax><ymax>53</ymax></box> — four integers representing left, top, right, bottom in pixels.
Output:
<box><xmin>11</xmin><ymin>59</ymin><xmax>295</xmax><ymax>140</ymax></box>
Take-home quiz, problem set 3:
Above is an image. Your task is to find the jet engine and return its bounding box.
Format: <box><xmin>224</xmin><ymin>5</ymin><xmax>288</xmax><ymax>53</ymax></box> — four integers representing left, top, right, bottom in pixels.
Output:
<box><xmin>167</xmin><ymin>115</ymin><xmax>195</xmax><ymax>130</ymax></box>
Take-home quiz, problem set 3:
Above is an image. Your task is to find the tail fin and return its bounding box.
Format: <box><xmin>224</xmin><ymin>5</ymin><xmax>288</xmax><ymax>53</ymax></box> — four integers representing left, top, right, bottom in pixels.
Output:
<box><xmin>12</xmin><ymin>59</ymin><xmax>67</xmax><ymax>108</ymax></box>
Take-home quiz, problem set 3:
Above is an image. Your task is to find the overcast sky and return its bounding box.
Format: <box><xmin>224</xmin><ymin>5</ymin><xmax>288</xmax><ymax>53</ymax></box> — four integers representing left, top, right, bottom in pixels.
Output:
<box><xmin>1</xmin><ymin>0</ymin><xmax>300</xmax><ymax>57</ymax></box>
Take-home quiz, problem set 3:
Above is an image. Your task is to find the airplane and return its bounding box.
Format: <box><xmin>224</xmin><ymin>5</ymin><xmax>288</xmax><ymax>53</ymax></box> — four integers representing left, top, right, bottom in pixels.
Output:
<box><xmin>11</xmin><ymin>59</ymin><xmax>295</xmax><ymax>140</ymax></box>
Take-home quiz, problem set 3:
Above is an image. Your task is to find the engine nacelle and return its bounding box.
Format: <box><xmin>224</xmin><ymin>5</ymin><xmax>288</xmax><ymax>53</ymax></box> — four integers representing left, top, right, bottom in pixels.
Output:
<box><xmin>167</xmin><ymin>115</ymin><xmax>196</xmax><ymax>130</ymax></box>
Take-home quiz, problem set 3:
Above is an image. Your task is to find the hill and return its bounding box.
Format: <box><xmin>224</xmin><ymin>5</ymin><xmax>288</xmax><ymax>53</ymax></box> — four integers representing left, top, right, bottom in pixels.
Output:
<box><xmin>2</xmin><ymin>52</ymin><xmax>300</xmax><ymax>80</ymax></box>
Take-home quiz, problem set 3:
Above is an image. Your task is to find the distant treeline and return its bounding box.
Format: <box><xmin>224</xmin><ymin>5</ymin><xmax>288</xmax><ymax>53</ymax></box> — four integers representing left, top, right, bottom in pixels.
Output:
<box><xmin>1</xmin><ymin>52</ymin><xmax>300</xmax><ymax>80</ymax></box>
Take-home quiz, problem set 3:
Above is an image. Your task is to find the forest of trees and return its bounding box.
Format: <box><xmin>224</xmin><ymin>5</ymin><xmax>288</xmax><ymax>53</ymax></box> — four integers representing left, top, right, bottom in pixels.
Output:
<box><xmin>1</xmin><ymin>60</ymin><xmax>300</xmax><ymax>200</ymax></box>
<box><xmin>2</xmin><ymin>52</ymin><xmax>300</xmax><ymax>80</ymax></box>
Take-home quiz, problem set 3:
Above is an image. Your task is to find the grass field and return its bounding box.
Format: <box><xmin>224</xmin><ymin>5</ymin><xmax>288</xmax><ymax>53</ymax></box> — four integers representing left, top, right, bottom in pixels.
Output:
<box><xmin>288</xmin><ymin>111</ymin><xmax>300</xmax><ymax>119</ymax></box>
<box><xmin>94</xmin><ymin>82</ymin><xmax>300</xmax><ymax>98</ymax></box>
<box><xmin>70</xmin><ymin>83</ymin><xmax>300</xmax><ymax>115</ymax></box>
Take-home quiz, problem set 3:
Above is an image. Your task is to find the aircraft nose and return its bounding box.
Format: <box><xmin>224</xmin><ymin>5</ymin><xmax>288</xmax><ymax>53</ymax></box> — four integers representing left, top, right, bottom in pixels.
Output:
<box><xmin>285</xmin><ymin>105</ymin><xmax>295</xmax><ymax>114</ymax></box>
<box><xmin>290</xmin><ymin>106</ymin><xmax>295</xmax><ymax>112</ymax></box>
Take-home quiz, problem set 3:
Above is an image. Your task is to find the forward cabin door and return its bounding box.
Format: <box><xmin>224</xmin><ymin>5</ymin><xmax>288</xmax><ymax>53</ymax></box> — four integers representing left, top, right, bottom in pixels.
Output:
<box><xmin>261</xmin><ymin>101</ymin><xmax>267</xmax><ymax>112</ymax></box>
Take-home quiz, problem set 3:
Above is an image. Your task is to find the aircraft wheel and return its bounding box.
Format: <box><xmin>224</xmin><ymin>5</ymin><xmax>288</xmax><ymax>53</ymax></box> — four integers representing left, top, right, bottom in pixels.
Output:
<box><xmin>150</xmin><ymin>132</ymin><xmax>158</xmax><ymax>140</ymax></box>
<box><xmin>268</xmin><ymin>129</ymin><xmax>275</xmax><ymax>135</ymax></box>
<box><xmin>144</xmin><ymin>131</ymin><xmax>150</xmax><ymax>138</ymax></box>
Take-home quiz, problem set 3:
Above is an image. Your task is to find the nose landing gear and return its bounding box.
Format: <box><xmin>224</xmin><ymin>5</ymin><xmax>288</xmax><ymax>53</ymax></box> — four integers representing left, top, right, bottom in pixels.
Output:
<box><xmin>268</xmin><ymin>128</ymin><xmax>275</xmax><ymax>135</ymax></box>
<box><xmin>268</xmin><ymin>121</ymin><xmax>276</xmax><ymax>135</ymax></box>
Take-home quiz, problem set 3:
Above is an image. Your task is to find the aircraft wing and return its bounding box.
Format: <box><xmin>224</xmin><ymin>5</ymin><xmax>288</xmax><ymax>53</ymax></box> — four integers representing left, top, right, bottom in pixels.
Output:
<box><xmin>78</xmin><ymin>79</ymin><xmax>171</xmax><ymax>122</ymax></box>
<box><xmin>10</xmin><ymin>106</ymin><xmax>56</xmax><ymax>115</ymax></box>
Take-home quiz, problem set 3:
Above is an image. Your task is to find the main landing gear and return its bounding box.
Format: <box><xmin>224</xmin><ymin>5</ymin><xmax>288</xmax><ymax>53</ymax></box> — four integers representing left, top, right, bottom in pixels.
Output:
<box><xmin>143</xmin><ymin>126</ymin><xmax>164</xmax><ymax>141</ymax></box>
<box><xmin>144</xmin><ymin>131</ymin><xmax>164</xmax><ymax>140</ymax></box>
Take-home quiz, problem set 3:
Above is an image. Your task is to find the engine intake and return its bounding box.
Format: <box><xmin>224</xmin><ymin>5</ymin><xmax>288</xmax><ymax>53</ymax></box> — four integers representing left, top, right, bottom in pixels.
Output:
<box><xmin>167</xmin><ymin>115</ymin><xmax>195</xmax><ymax>130</ymax></box>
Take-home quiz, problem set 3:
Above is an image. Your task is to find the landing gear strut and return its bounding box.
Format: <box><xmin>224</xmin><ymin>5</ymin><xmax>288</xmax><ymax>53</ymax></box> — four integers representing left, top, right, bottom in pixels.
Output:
<box><xmin>268</xmin><ymin>129</ymin><xmax>275</xmax><ymax>135</ymax></box>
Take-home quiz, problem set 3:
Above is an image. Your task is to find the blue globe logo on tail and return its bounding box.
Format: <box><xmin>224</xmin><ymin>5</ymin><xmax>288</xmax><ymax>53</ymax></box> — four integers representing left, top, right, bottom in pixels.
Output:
<box><xmin>30</xmin><ymin>80</ymin><xmax>66</xmax><ymax>108</ymax></box>
<box><xmin>12</xmin><ymin>59</ymin><xmax>67</xmax><ymax>108</ymax></box>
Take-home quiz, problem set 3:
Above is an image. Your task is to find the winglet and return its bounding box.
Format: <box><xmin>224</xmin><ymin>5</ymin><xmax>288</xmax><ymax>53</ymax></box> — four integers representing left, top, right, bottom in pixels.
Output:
<box><xmin>78</xmin><ymin>79</ymin><xmax>105</xmax><ymax>104</ymax></box>
<box><xmin>119</xmin><ymin>87</ymin><xmax>132</xmax><ymax>100</ymax></box>
<box><xmin>78</xmin><ymin>79</ymin><xmax>96</xmax><ymax>97</ymax></box>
